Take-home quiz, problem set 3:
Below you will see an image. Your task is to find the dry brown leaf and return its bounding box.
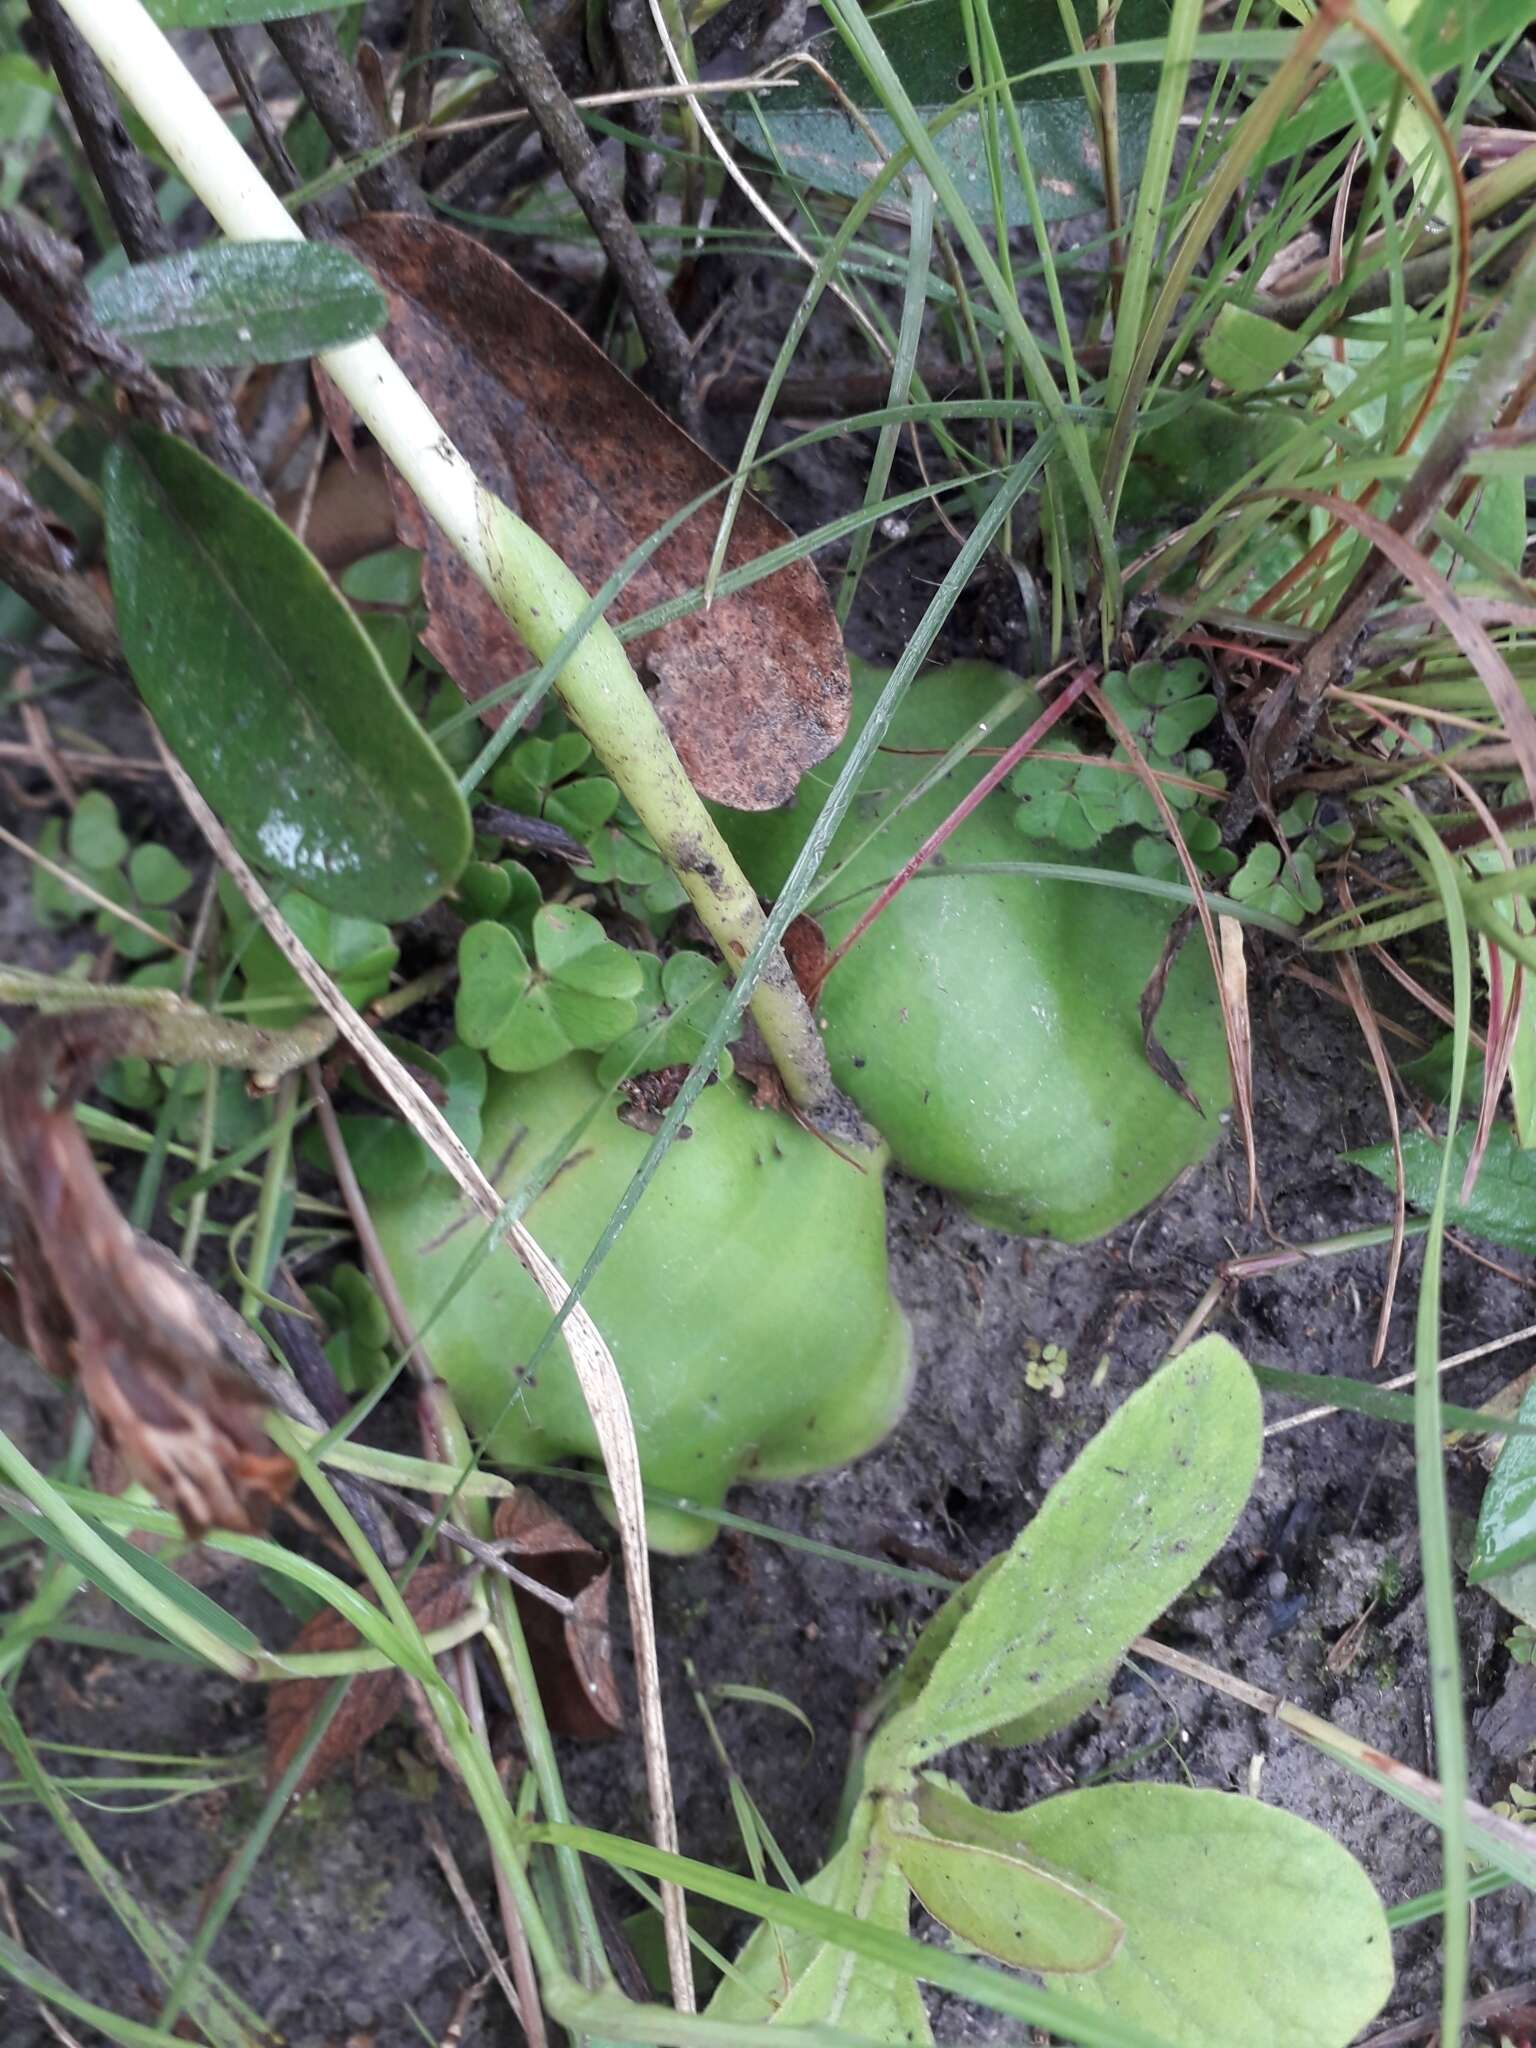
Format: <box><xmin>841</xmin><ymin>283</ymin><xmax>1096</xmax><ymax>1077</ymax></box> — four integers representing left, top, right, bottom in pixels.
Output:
<box><xmin>265</xmin><ymin>1562</ymin><xmax>470</xmax><ymax>1795</ymax></box>
<box><xmin>494</xmin><ymin>1491</ymin><xmax>621</xmax><ymax>1739</ymax></box>
<box><xmin>0</xmin><ymin>1015</ymin><xmax>294</xmax><ymax>1537</ymax></box>
<box><xmin>338</xmin><ymin>214</ymin><xmax>850</xmax><ymax>807</ymax></box>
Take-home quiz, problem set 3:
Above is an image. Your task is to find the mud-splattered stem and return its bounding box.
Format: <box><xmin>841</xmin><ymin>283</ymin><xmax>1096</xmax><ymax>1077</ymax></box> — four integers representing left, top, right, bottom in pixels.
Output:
<box><xmin>57</xmin><ymin>0</ymin><xmax>843</xmax><ymax>1125</ymax></box>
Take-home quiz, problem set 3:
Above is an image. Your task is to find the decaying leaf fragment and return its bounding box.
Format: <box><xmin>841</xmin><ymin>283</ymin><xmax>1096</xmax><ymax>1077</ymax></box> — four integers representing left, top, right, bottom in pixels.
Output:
<box><xmin>338</xmin><ymin>215</ymin><xmax>850</xmax><ymax>810</ymax></box>
<box><xmin>265</xmin><ymin>1563</ymin><xmax>471</xmax><ymax>1795</ymax></box>
<box><xmin>494</xmin><ymin>1490</ymin><xmax>622</xmax><ymax>1738</ymax></box>
<box><xmin>0</xmin><ymin>1013</ymin><xmax>293</xmax><ymax>1536</ymax></box>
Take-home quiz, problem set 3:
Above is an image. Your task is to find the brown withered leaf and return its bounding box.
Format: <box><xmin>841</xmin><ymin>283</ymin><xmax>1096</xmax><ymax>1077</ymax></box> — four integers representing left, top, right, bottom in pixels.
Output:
<box><xmin>266</xmin><ymin>1563</ymin><xmax>469</xmax><ymax>1795</ymax></box>
<box><xmin>0</xmin><ymin>1014</ymin><xmax>294</xmax><ymax>1536</ymax></box>
<box><xmin>494</xmin><ymin>1491</ymin><xmax>621</xmax><ymax>1739</ymax></box>
<box><xmin>782</xmin><ymin>911</ymin><xmax>830</xmax><ymax>1004</ymax></box>
<box><xmin>340</xmin><ymin>214</ymin><xmax>850</xmax><ymax>807</ymax></box>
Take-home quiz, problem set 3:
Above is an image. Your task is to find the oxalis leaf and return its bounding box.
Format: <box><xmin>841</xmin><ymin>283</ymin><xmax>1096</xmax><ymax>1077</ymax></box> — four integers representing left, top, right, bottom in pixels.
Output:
<box><xmin>1471</xmin><ymin>1380</ymin><xmax>1536</xmax><ymax>1582</ymax></box>
<box><xmin>734</xmin><ymin>0</ymin><xmax>1169</xmax><ymax>226</ymax></box>
<box><xmin>1346</xmin><ymin>1123</ymin><xmax>1536</xmax><ymax>1257</ymax></box>
<box><xmin>874</xmin><ymin>1337</ymin><xmax>1260</xmax><ymax>1769</ymax></box>
<box><xmin>104</xmin><ymin>426</ymin><xmax>469</xmax><ymax>920</ymax></box>
<box><xmin>91</xmin><ymin>243</ymin><xmax>386</xmax><ymax>369</ymax></box>
<box><xmin>1001</xmin><ymin>1784</ymin><xmax>1392</xmax><ymax>2048</ymax></box>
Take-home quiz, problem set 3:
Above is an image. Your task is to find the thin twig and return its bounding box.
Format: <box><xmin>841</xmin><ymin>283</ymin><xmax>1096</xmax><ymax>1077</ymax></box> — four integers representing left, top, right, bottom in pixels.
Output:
<box><xmin>1363</xmin><ymin>1979</ymin><xmax>1536</xmax><ymax>2047</ymax></box>
<box><xmin>29</xmin><ymin>0</ymin><xmax>266</xmax><ymax>496</ymax></box>
<box><xmin>0</xmin><ymin>468</ymin><xmax>122</xmax><ymax>673</ymax></box>
<box><xmin>398</xmin><ymin>0</ymin><xmax>438</xmax><ymax>175</ymax></box>
<box><xmin>267</xmin><ymin>12</ymin><xmax>428</xmax><ymax>216</ymax></box>
<box><xmin>466</xmin><ymin>0</ymin><xmax>691</xmax><ymax>407</ymax></box>
<box><xmin>211</xmin><ymin>27</ymin><xmax>301</xmax><ymax>191</ymax></box>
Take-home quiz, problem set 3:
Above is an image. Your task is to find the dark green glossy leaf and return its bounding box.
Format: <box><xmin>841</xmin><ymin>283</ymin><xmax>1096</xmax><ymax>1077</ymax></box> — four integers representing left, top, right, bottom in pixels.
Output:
<box><xmin>1471</xmin><ymin>1382</ymin><xmax>1536</xmax><ymax>1582</ymax></box>
<box><xmin>1008</xmin><ymin>1784</ymin><xmax>1392</xmax><ymax>2047</ymax></box>
<box><xmin>104</xmin><ymin>426</ymin><xmax>470</xmax><ymax>920</ymax></box>
<box><xmin>731</xmin><ymin>0</ymin><xmax>1169</xmax><ymax>224</ymax></box>
<box><xmin>876</xmin><ymin>1338</ymin><xmax>1259</xmax><ymax>1766</ymax></box>
<box><xmin>145</xmin><ymin>0</ymin><xmax>362</xmax><ymax>24</ymax></box>
<box><xmin>90</xmin><ymin>242</ymin><xmax>385</xmax><ymax>368</ymax></box>
<box><xmin>1345</xmin><ymin>1123</ymin><xmax>1536</xmax><ymax>1256</ymax></box>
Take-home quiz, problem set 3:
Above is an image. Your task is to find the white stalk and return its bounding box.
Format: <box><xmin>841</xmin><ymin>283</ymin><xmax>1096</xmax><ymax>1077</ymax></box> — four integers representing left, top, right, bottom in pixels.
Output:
<box><xmin>58</xmin><ymin>0</ymin><xmax>844</xmax><ymax>1125</ymax></box>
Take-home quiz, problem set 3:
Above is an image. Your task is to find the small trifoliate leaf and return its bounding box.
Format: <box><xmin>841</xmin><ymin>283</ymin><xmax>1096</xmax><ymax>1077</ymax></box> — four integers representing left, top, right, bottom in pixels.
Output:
<box><xmin>456</xmin><ymin>922</ymin><xmax>530</xmax><ymax>1048</ymax></box>
<box><xmin>128</xmin><ymin>841</ymin><xmax>193</xmax><ymax>906</ymax></box>
<box><xmin>68</xmin><ymin>789</ymin><xmax>129</xmax><ymax>870</ymax></box>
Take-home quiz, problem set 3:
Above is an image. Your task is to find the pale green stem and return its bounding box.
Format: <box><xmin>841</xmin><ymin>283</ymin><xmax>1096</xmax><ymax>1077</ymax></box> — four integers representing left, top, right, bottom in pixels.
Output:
<box><xmin>55</xmin><ymin>0</ymin><xmax>844</xmax><ymax>1128</ymax></box>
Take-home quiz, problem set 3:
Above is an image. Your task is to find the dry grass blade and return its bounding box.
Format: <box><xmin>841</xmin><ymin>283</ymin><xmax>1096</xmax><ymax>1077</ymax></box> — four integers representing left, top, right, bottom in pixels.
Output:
<box><xmin>1334</xmin><ymin>951</ymin><xmax>1404</xmax><ymax>1373</ymax></box>
<box><xmin>152</xmin><ymin>730</ymin><xmax>692</xmax><ymax>2010</ymax></box>
<box><xmin>1218</xmin><ymin>917</ymin><xmax>1257</xmax><ymax>1218</ymax></box>
<box><xmin>1289</xmin><ymin>487</ymin><xmax>1536</xmax><ymax>804</ymax></box>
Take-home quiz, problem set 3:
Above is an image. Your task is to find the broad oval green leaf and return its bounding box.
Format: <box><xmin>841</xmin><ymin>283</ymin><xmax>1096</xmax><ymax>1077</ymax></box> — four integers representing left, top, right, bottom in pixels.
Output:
<box><xmin>1008</xmin><ymin>1784</ymin><xmax>1393</xmax><ymax>2048</ymax></box>
<box><xmin>104</xmin><ymin>426</ymin><xmax>469</xmax><ymax>921</ymax></box>
<box><xmin>879</xmin><ymin>1338</ymin><xmax>1260</xmax><ymax>1767</ymax></box>
<box><xmin>887</xmin><ymin>1776</ymin><xmax>1124</xmax><ymax>1974</ymax></box>
<box><xmin>1346</xmin><ymin>1123</ymin><xmax>1536</xmax><ymax>1257</ymax></box>
<box><xmin>1471</xmin><ymin>1380</ymin><xmax>1536</xmax><ymax>1582</ymax></box>
<box><xmin>731</xmin><ymin>0</ymin><xmax>1169</xmax><ymax>225</ymax></box>
<box><xmin>145</xmin><ymin>0</ymin><xmax>362</xmax><ymax>24</ymax></box>
<box><xmin>91</xmin><ymin>242</ymin><xmax>386</xmax><ymax>368</ymax></box>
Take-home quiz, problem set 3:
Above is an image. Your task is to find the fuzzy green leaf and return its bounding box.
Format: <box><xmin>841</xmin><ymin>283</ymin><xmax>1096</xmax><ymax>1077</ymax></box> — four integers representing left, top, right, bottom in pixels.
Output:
<box><xmin>1006</xmin><ymin>1784</ymin><xmax>1392</xmax><ymax>2048</ymax></box>
<box><xmin>91</xmin><ymin>242</ymin><xmax>385</xmax><ymax>367</ymax></box>
<box><xmin>878</xmin><ymin>1338</ymin><xmax>1259</xmax><ymax>1766</ymax></box>
<box><xmin>104</xmin><ymin>427</ymin><xmax>469</xmax><ymax>919</ymax></box>
<box><xmin>887</xmin><ymin>1776</ymin><xmax>1124</xmax><ymax>1973</ymax></box>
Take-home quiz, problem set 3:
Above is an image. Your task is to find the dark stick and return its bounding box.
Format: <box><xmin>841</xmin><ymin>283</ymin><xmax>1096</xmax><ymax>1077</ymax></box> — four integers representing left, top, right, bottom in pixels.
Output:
<box><xmin>0</xmin><ymin>207</ymin><xmax>186</xmax><ymax>427</ymax></box>
<box><xmin>609</xmin><ymin>0</ymin><xmax>664</xmax><ymax>227</ymax></box>
<box><xmin>28</xmin><ymin>0</ymin><xmax>268</xmax><ymax>499</ymax></box>
<box><xmin>0</xmin><ymin>468</ymin><xmax>122</xmax><ymax>674</ymax></box>
<box><xmin>267</xmin><ymin>12</ymin><xmax>428</xmax><ymax>217</ymax></box>
<box><xmin>399</xmin><ymin>0</ymin><xmax>439</xmax><ymax>176</ymax></box>
<box><xmin>211</xmin><ymin>26</ymin><xmax>302</xmax><ymax>193</ymax></box>
<box><xmin>466</xmin><ymin>0</ymin><xmax>691</xmax><ymax>408</ymax></box>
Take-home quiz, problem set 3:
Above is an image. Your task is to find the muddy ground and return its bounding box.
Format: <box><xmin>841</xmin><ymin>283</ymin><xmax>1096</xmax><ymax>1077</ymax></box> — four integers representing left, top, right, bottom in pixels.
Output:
<box><xmin>4</xmin><ymin>10</ymin><xmax>1536</xmax><ymax>2044</ymax></box>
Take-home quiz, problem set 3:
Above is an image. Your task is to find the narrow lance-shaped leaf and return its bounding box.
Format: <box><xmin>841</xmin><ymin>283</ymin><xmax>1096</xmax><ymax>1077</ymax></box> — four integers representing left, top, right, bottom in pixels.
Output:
<box><xmin>145</xmin><ymin>0</ymin><xmax>363</xmax><ymax>24</ymax></box>
<box><xmin>876</xmin><ymin>1337</ymin><xmax>1260</xmax><ymax>1768</ymax></box>
<box><xmin>733</xmin><ymin>0</ymin><xmax>1171</xmax><ymax>225</ymax></box>
<box><xmin>1004</xmin><ymin>1784</ymin><xmax>1393</xmax><ymax>2048</ymax></box>
<box><xmin>104</xmin><ymin>425</ymin><xmax>470</xmax><ymax>921</ymax></box>
<box><xmin>91</xmin><ymin>243</ymin><xmax>386</xmax><ymax>369</ymax></box>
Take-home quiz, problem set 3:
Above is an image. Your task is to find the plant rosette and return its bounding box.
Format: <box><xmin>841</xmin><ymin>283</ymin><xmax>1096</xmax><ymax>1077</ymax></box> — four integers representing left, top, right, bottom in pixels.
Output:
<box><xmin>371</xmin><ymin>1054</ymin><xmax>910</xmax><ymax>1552</ymax></box>
<box><xmin>713</xmin><ymin>660</ymin><xmax>1232</xmax><ymax>1240</ymax></box>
